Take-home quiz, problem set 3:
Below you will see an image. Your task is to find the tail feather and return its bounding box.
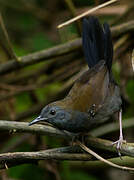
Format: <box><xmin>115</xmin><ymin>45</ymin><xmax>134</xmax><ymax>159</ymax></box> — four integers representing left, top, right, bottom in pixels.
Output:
<box><xmin>82</xmin><ymin>17</ymin><xmax>113</xmax><ymax>71</ymax></box>
<box><xmin>103</xmin><ymin>23</ymin><xmax>113</xmax><ymax>71</ymax></box>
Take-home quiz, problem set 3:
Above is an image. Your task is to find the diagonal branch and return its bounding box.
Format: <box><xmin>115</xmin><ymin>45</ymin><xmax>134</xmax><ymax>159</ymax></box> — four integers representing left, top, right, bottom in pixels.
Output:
<box><xmin>78</xmin><ymin>141</ymin><xmax>134</xmax><ymax>171</ymax></box>
<box><xmin>0</xmin><ymin>39</ymin><xmax>81</xmax><ymax>75</ymax></box>
<box><xmin>58</xmin><ymin>0</ymin><xmax>118</xmax><ymax>28</ymax></box>
<box><xmin>0</xmin><ymin>13</ymin><xmax>19</xmax><ymax>61</ymax></box>
<box><xmin>0</xmin><ymin>20</ymin><xmax>134</xmax><ymax>75</ymax></box>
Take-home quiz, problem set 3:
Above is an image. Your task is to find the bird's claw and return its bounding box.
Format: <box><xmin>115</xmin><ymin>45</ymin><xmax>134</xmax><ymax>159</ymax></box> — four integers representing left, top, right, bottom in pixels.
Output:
<box><xmin>112</xmin><ymin>137</ymin><xmax>126</xmax><ymax>157</ymax></box>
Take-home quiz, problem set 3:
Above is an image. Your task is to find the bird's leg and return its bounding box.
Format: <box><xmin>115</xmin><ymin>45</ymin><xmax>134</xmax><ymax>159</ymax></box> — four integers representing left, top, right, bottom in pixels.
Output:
<box><xmin>70</xmin><ymin>133</ymin><xmax>80</xmax><ymax>146</ymax></box>
<box><xmin>60</xmin><ymin>130</ymin><xmax>78</xmax><ymax>146</ymax></box>
<box><xmin>112</xmin><ymin>109</ymin><xmax>126</xmax><ymax>157</ymax></box>
<box><xmin>70</xmin><ymin>133</ymin><xmax>87</xmax><ymax>146</ymax></box>
<box><xmin>78</xmin><ymin>133</ymin><xmax>87</xmax><ymax>145</ymax></box>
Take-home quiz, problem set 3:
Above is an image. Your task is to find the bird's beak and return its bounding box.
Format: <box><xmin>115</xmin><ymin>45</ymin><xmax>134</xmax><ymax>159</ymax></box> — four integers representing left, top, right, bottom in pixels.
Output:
<box><xmin>29</xmin><ymin>116</ymin><xmax>48</xmax><ymax>126</ymax></box>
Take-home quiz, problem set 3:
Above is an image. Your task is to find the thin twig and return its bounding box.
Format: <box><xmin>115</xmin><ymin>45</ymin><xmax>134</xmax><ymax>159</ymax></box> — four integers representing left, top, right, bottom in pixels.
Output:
<box><xmin>111</xmin><ymin>20</ymin><xmax>134</xmax><ymax>37</ymax></box>
<box><xmin>132</xmin><ymin>49</ymin><xmax>134</xmax><ymax>71</ymax></box>
<box><xmin>0</xmin><ymin>13</ymin><xmax>19</xmax><ymax>61</ymax></box>
<box><xmin>58</xmin><ymin>0</ymin><xmax>118</xmax><ymax>28</ymax></box>
<box><xmin>114</xmin><ymin>34</ymin><xmax>129</xmax><ymax>51</ymax></box>
<box><xmin>78</xmin><ymin>141</ymin><xmax>134</xmax><ymax>171</ymax></box>
<box><xmin>64</xmin><ymin>0</ymin><xmax>81</xmax><ymax>34</ymax></box>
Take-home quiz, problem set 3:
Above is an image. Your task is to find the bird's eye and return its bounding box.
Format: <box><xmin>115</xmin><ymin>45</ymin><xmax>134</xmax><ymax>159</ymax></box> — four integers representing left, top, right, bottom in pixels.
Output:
<box><xmin>50</xmin><ymin>109</ymin><xmax>56</xmax><ymax>115</ymax></box>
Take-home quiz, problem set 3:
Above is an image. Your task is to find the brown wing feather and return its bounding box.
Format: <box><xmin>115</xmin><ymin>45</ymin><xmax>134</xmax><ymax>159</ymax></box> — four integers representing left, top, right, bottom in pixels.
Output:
<box><xmin>63</xmin><ymin>61</ymin><xmax>109</xmax><ymax>112</ymax></box>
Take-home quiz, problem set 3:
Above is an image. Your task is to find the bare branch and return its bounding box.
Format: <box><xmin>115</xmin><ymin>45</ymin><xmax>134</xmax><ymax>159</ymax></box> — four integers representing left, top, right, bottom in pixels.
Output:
<box><xmin>111</xmin><ymin>20</ymin><xmax>134</xmax><ymax>37</ymax></box>
<box><xmin>1</xmin><ymin>119</ymin><xmax>134</xmax><ymax>169</ymax></box>
<box><xmin>64</xmin><ymin>0</ymin><xmax>81</xmax><ymax>34</ymax></box>
<box><xmin>0</xmin><ymin>13</ymin><xmax>19</xmax><ymax>61</ymax></box>
<box><xmin>0</xmin><ymin>120</ymin><xmax>68</xmax><ymax>138</ymax></box>
<box><xmin>0</xmin><ymin>146</ymin><xmax>93</xmax><ymax>169</ymax></box>
<box><xmin>1</xmin><ymin>120</ymin><xmax>134</xmax><ymax>157</ymax></box>
<box><xmin>58</xmin><ymin>0</ymin><xmax>118</xmax><ymax>28</ymax></box>
<box><xmin>70</xmin><ymin>156</ymin><xmax>134</xmax><ymax>170</ymax></box>
<box><xmin>0</xmin><ymin>20</ymin><xmax>134</xmax><ymax>75</ymax></box>
<box><xmin>78</xmin><ymin>141</ymin><xmax>134</xmax><ymax>171</ymax></box>
<box><xmin>0</xmin><ymin>39</ymin><xmax>81</xmax><ymax>75</ymax></box>
<box><xmin>86</xmin><ymin>136</ymin><xmax>134</xmax><ymax>158</ymax></box>
<box><xmin>0</xmin><ymin>145</ymin><xmax>134</xmax><ymax>170</ymax></box>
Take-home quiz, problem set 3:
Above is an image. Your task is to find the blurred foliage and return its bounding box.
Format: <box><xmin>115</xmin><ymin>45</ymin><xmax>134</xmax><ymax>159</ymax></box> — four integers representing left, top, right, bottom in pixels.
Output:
<box><xmin>0</xmin><ymin>0</ymin><xmax>134</xmax><ymax>180</ymax></box>
<box><xmin>61</xmin><ymin>161</ymin><xmax>98</xmax><ymax>180</ymax></box>
<box><xmin>126</xmin><ymin>80</ymin><xmax>134</xmax><ymax>103</ymax></box>
<box><xmin>8</xmin><ymin>164</ymin><xmax>46</xmax><ymax>180</ymax></box>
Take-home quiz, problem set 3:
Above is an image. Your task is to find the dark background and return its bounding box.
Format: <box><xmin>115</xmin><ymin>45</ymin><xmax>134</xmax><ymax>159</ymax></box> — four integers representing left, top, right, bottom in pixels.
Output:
<box><xmin>0</xmin><ymin>0</ymin><xmax>134</xmax><ymax>179</ymax></box>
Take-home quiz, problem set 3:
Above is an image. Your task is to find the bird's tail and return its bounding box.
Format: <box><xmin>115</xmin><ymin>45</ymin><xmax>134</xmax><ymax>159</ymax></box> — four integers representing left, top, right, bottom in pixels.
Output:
<box><xmin>82</xmin><ymin>17</ymin><xmax>113</xmax><ymax>71</ymax></box>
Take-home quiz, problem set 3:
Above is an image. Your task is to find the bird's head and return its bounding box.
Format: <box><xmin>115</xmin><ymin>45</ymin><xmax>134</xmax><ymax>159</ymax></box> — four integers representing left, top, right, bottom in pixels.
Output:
<box><xmin>29</xmin><ymin>103</ymin><xmax>72</xmax><ymax>130</ymax></box>
<box><xmin>29</xmin><ymin>101</ymin><xmax>91</xmax><ymax>133</ymax></box>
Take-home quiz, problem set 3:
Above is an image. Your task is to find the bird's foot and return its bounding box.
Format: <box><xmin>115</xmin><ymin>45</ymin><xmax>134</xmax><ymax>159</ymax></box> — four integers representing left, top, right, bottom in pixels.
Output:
<box><xmin>112</xmin><ymin>136</ymin><xmax>126</xmax><ymax>157</ymax></box>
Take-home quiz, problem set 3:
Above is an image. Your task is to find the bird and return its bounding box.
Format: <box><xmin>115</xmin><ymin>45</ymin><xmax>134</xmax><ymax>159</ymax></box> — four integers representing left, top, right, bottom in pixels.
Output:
<box><xmin>29</xmin><ymin>17</ymin><xmax>124</xmax><ymax>151</ymax></box>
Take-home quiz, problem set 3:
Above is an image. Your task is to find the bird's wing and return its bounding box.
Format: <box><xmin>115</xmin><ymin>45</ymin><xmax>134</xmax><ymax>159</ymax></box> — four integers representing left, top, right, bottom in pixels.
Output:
<box><xmin>65</xmin><ymin>60</ymin><xmax>109</xmax><ymax>112</ymax></box>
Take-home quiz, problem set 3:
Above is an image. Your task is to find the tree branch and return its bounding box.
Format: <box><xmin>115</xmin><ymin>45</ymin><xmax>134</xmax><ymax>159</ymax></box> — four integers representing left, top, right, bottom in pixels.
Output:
<box><xmin>0</xmin><ymin>20</ymin><xmax>134</xmax><ymax>75</ymax></box>
<box><xmin>0</xmin><ymin>146</ymin><xmax>94</xmax><ymax>169</ymax></box>
<box><xmin>0</xmin><ymin>144</ymin><xmax>134</xmax><ymax>170</ymax></box>
<box><xmin>1</xmin><ymin>120</ymin><xmax>134</xmax><ymax>157</ymax></box>
<box><xmin>70</xmin><ymin>156</ymin><xmax>134</xmax><ymax>170</ymax></box>
<box><xmin>1</xmin><ymin>117</ymin><xmax>134</xmax><ymax>139</ymax></box>
<box><xmin>0</xmin><ymin>120</ymin><xmax>68</xmax><ymax>138</ymax></box>
<box><xmin>0</xmin><ymin>39</ymin><xmax>81</xmax><ymax>75</ymax></box>
<box><xmin>1</xmin><ymin>119</ymin><xmax>134</xmax><ymax>169</ymax></box>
